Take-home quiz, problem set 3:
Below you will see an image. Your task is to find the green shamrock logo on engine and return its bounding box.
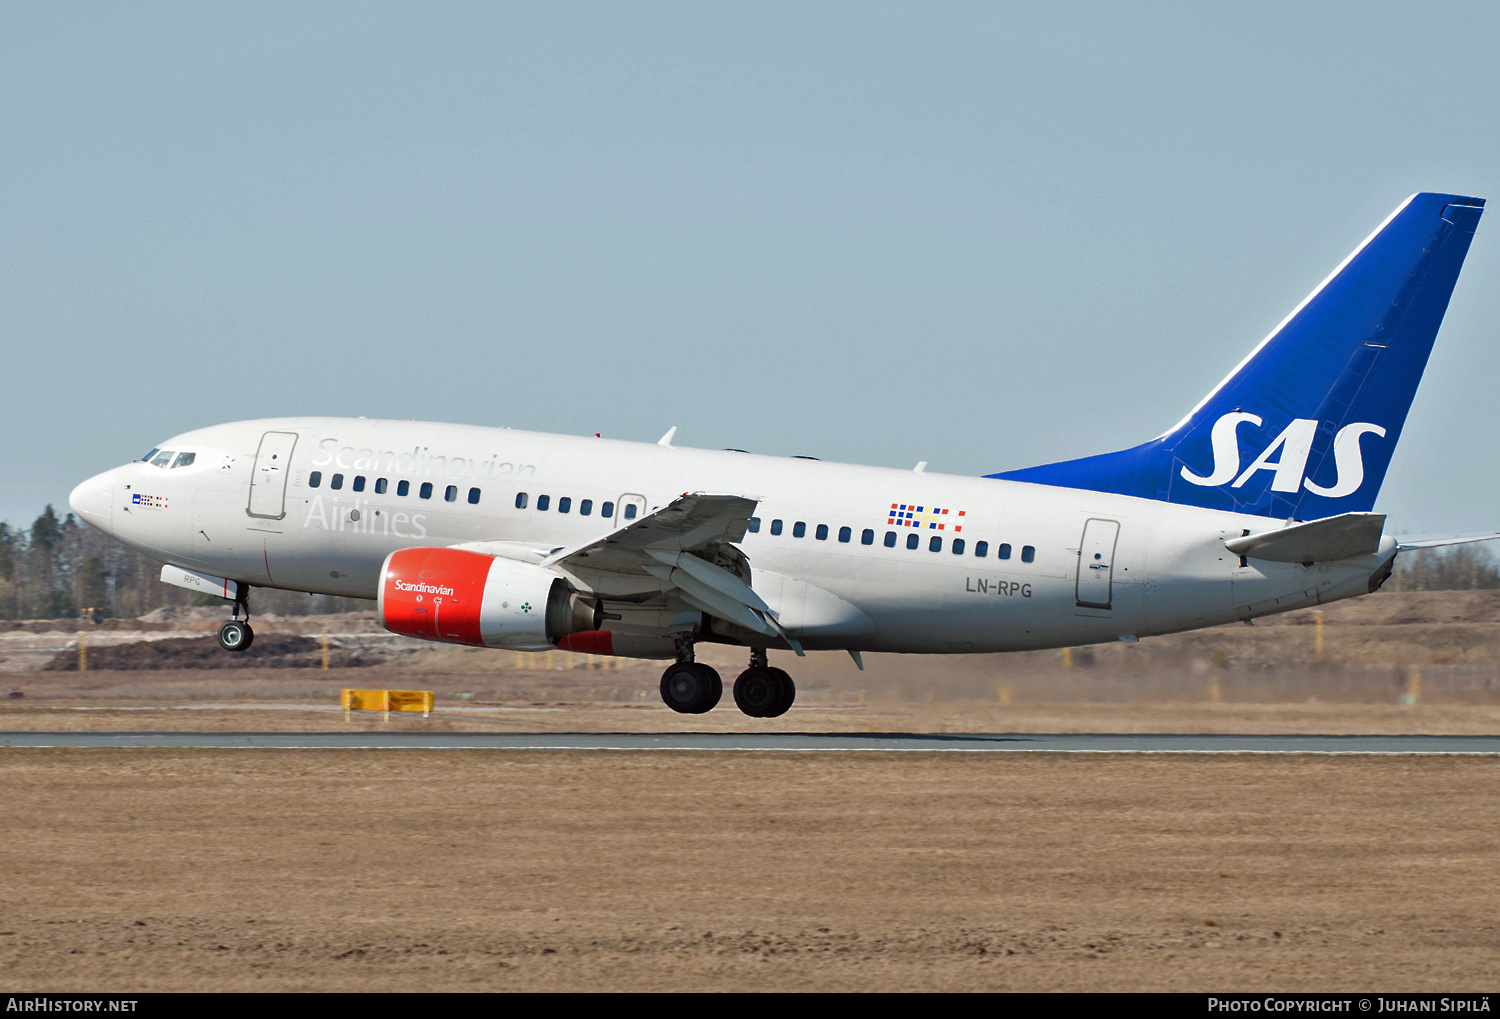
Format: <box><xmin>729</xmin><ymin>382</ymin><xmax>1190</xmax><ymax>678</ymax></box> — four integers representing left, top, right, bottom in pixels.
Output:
<box><xmin>521</xmin><ymin>602</ymin><xmax>532</xmax><ymax>614</ymax></box>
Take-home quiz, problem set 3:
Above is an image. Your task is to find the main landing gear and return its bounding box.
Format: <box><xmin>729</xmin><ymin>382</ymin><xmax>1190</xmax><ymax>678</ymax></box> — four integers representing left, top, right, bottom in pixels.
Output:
<box><xmin>216</xmin><ymin>586</ymin><xmax>254</xmax><ymax>653</ymax></box>
<box><xmin>659</xmin><ymin>645</ymin><xmax>795</xmax><ymax>718</ymax></box>
<box><xmin>733</xmin><ymin>647</ymin><xmax>795</xmax><ymax>718</ymax></box>
<box><xmin>659</xmin><ymin>639</ymin><xmax>721</xmax><ymax>714</ymax></box>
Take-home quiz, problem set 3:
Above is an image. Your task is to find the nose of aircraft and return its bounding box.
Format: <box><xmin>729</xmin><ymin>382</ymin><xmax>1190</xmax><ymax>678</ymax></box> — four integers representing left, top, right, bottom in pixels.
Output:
<box><xmin>69</xmin><ymin>470</ymin><xmax>115</xmax><ymax>535</ymax></box>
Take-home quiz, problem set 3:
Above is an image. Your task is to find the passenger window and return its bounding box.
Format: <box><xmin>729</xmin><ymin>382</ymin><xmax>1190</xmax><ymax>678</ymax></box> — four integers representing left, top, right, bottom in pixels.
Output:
<box><xmin>397</xmin><ymin>480</ymin><xmax>410</xmax><ymax>497</ymax></box>
<box><xmin>580</xmin><ymin>499</ymin><xmax>592</xmax><ymax>516</ymax></box>
<box><xmin>331</xmin><ymin>474</ymin><xmax>344</xmax><ymax>490</ymax></box>
<box><xmin>558</xmin><ymin>497</ymin><xmax>571</xmax><ymax>514</ymax></box>
<box><xmin>444</xmin><ymin>485</ymin><xmax>458</xmax><ymax>502</ymax></box>
<box><xmin>748</xmin><ymin>517</ymin><xmax>761</xmax><ymax>533</ymax></box>
<box><xmin>515</xmin><ymin>492</ymin><xmax>528</xmax><ymax>509</ymax></box>
<box><xmin>862</xmin><ymin>529</ymin><xmax>874</xmax><ymax>545</ymax></box>
<box><xmin>1022</xmin><ymin>545</ymin><xmax>1036</xmax><ymax>563</ymax></box>
<box><xmin>952</xmin><ymin>538</ymin><xmax>965</xmax><ymax>555</ymax></box>
<box><xmin>537</xmin><ymin>495</ymin><xmax>550</xmax><ymax>511</ymax></box>
<box><xmin>172</xmin><ymin>452</ymin><xmax>195</xmax><ymax>468</ymax></box>
<box><xmin>793</xmin><ymin>522</ymin><xmax>806</xmax><ymax>538</ymax></box>
<box><xmin>151</xmin><ymin>451</ymin><xmax>175</xmax><ymax>468</ymax></box>
<box><xmin>624</xmin><ymin>503</ymin><xmax>637</xmax><ymax>519</ymax></box>
<box><xmin>815</xmin><ymin>524</ymin><xmax>828</xmax><ymax>541</ymax></box>
<box><xmin>884</xmin><ymin>531</ymin><xmax>897</xmax><ymax>547</ymax></box>
<box><xmin>353</xmin><ymin>476</ymin><xmax>366</xmax><ymax>492</ymax></box>
<box><xmin>975</xmin><ymin>541</ymin><xmax>988</xmax><ymax>558</ymax></box>
<box><xmin>770</xmin><ymin>519</ymin><xmax>783</xmax><ymax>536</ymax></box>
<box><xmin>308</xmin><ymin>471</ymin><xmax>322</xmax><ymax>488</ymax></box>
<box><xmin>602</xmin><ymin>501</ymin><xmax>614</xmax><ymax>518</ymax></box>
<box><xmin>930</xmin><ymin>536</ymin><xmax>942</xmax><ymax>552</ymax></box>
<box><xmin>838</xmin><ymin>526</ymin><xmax>851</xmax><ymax>543</ymax></box>
<box><xmin>906</xmin><ymin>533</ymin><xmax>920</xmax><ymax>550</ymax></box>
<box><xmin>419</xmin><ymin>482</ymin><xmax>433</xmax><ymax>500</ymax></box>
<box><xmin>468</xmin><ymin>487</ymin><xmax>481</xmax><ymax>505</ymax></box>
<box><xmin>998</xmin><ymin>543</ymin><xmax>1012</xmax><ymax>560</ymax></box>
<box><xmin>374</xmin><ymin>478</ymin><xmax>388</xmax><ymax>494</ymax></box>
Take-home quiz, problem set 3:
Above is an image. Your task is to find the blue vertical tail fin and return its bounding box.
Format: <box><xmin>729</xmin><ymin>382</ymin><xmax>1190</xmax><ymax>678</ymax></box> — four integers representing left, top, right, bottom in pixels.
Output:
<box><xmin>990</xmin><ymin>192</ymin><xmax>1485</xmax><ymax>519</ymax></box>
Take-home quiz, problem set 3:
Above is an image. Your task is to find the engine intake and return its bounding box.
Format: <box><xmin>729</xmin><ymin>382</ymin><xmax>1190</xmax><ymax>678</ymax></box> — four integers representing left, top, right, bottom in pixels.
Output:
<box><xmin>378</xmin><ymin>547</ymin><xmax>601</xmax><ymax>650</ymax></box>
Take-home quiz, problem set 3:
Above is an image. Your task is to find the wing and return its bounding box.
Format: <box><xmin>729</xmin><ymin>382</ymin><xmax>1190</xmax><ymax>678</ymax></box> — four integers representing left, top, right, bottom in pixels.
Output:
<box><xmin>541</xmin><ymin>492</ymin><xmax>756</xmax><ymax>574</ymax></box>
<box><xmin>540</xmin><ymin>493</ymin><xmax>802</xmax><ymax>652</ymax></box>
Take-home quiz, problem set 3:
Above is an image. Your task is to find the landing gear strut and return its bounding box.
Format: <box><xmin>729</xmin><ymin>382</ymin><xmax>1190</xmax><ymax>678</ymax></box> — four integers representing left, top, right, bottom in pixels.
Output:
<box><xmin>733</xmin><ymin>647</ymin><xmax>795</xmax><ymax>718</ymax></box>
<box><xmin>658</xmin><ymin>638</ymin><xmax>721</xmax><ymax>714</ymax></box>
<box><xmin>217</xmin><ymin>585</ymin><xmax>254</xmax><ymax>653</ymax></box>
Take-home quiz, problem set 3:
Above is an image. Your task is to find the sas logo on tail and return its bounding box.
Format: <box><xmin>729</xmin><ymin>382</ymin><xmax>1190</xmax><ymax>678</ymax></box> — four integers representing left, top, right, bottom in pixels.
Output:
<box><xmin>1180</xmin><ymin>412</ymin><xmax>1385</xmax><ymax>498</ymax></box>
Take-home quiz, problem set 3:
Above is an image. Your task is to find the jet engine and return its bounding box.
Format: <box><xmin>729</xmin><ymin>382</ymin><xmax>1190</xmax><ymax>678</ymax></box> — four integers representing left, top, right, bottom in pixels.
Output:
<box><xmin>378</xmin><ymin>547</ymin><xmax>602</xmax><ymax>651</ymax></box>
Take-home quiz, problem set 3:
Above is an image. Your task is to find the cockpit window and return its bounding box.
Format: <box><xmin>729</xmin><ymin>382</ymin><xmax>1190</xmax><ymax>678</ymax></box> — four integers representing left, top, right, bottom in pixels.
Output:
<box><xmin>171</xmin><ymin>452</ymin><xmax>196</xmax><ymax>468</ymax></box>
<box><xmin>141</xmin><ymin>448</ymin><xmax>160</xmax><ymax>463</ymax></box>
<box><xmin>150</xmin><ymin>450</ymin><xmax>175</xmax><ymax>468</ymax></box>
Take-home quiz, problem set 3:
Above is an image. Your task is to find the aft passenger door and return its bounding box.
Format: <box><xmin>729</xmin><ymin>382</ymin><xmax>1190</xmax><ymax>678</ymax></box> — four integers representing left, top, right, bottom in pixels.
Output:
<box><xmin>1076</xmin><ymin>518</ymin><xmax>1120</xmax><ymax>609</ymax></box>
<box><xmin>247</xmin><ymin>431</ymin><xmax>298</xmax><ymax>519</ymax></box>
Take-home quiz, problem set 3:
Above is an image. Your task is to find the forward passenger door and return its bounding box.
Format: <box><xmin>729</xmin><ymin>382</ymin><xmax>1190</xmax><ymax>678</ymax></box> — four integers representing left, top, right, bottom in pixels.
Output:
<box><xmin>247</xmin><ymin>431</ymin><xmax>298</xmax><ymax>519</ymax></box>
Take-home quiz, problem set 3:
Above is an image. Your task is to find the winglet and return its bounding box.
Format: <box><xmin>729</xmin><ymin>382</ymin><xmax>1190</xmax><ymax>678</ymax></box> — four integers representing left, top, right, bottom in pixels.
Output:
<box><xmin>658</xmin><ymin>426</ymin><xmax>677</xmax><ymax>447</ymax></box>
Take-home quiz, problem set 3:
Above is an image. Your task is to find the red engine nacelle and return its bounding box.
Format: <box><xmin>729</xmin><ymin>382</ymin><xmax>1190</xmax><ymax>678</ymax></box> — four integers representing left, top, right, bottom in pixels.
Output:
<box><xmin>378</xmin><ymin>547</ymin><xmax>600</xmax><ymax>651</ymax></box>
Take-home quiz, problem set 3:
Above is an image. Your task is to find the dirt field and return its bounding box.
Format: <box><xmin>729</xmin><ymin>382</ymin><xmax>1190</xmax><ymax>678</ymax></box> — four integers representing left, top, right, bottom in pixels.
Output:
<box><xmin>2</xmin><ymin>751</ymin><xmax>1496</xmax><ymax>992</ymax></box>
<box><xmin>3</xmin><ymin>590</ymin><xmax>1499</xmax><ymax>991</ymax></box>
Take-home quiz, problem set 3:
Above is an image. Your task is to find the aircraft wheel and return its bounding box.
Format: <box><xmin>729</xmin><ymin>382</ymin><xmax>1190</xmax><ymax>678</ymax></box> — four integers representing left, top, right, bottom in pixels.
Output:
<box><xmin>660</xmin><ymin>662</ymin><xmax>721</xmax><ymax>714</ymax></box>
<box><xmin>733</xmin><ymin>666</ymin><xmax>795</xmax><ymax>718</ymax></box>
<box><xmin>218</xmin><ymin>620</ymin><xmax>254</xmax><ymax>653</ymax></box>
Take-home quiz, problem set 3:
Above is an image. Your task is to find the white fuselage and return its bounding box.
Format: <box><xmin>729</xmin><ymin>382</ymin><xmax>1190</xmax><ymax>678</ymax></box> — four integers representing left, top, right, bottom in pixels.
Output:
<box><xmin>69</xmin><ymin>417</ymin><xmax>1394</xmax><ymax>654</ymax></box>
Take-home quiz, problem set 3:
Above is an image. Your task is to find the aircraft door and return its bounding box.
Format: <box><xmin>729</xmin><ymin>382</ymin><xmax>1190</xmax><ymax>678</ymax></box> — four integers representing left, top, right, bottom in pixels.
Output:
<box><xmin>1076</xmin><ymin>518</ymin><xmax>1120</xmax><ymax>609</ymax></box>
<box><xmin>616</xmin><ymin>493</ymin><xmax>647</xmax><ymax>523</ymax></box>
<box><xmin>247</xmin><ymin>431</ymin><xmax>298</xmax><ymax>520</ymax></box>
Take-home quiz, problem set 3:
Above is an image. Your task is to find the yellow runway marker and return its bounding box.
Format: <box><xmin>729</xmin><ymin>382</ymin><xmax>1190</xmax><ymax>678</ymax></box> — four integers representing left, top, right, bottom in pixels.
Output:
<box><xmin>342</xmin><ymin>689</ymin><xmax>435</xmax><ymax>722</ymax></box>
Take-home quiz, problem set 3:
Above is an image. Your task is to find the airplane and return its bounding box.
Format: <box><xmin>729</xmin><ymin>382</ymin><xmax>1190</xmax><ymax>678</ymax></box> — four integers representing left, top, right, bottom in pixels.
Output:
<box><xmin>68</xmin><ymin>191</ymin><xmax>1496</xmax><ymax>718</ymax></box>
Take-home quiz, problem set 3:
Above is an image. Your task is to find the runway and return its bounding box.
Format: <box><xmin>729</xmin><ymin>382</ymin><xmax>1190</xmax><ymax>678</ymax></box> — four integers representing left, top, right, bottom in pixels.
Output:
<box><xmin>4</xmin><ymin>731</ymin><xmax>1500</xmax><ymax>753</ymax></box>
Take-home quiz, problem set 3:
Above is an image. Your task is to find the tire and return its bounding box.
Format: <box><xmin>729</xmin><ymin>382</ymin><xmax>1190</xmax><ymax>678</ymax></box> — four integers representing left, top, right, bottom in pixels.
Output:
<box><xmin>733</xmin><ymin>667</ymin><xmax>787</xmax><ymax>718</ymax></box>
<box><xmin>660</xmin><ymin>662</ymin><xmax>721</xmax><ymax>714</ymax></box>
<box><xmin>704</xmin><ymin>668</ymin><xmax>723</xmax><ymax>713</ymax></box>
<box><xmin>217</xmin><ymin>620</ymin><xmax>254</xmax><ymax>653</ymax></box>
<box><xmin>760</xmin><ymin>668</ymin><xmax>795</xmax><ymax>718</ymax></box>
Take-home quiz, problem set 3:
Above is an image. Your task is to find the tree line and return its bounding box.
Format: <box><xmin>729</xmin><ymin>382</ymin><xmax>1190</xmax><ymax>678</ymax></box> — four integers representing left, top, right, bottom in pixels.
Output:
<box><xmin>0</xmin><ymin>505</ymin><xmax>1494</xmax><ymax>621</ymax></box>
<box><xmin>0</xmin><ymin>506</ymin><xmax>368</xmax><ymax>620</ymax></box>
<box><xmin>1385</xmin><ymin>542</ymin><xmax>1500</xmax><ymax>591</ymax></box>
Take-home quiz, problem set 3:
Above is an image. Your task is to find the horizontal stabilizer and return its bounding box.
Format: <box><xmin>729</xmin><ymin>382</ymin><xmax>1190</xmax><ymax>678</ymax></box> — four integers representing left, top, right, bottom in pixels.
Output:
<box><xmin>1224</xmin><ymin>512</ymin><xmax>1386</xmax><ymax>563</ymax></box>
<box><xmin>1396</xmin><ymin>533</ymin><xmax>1500</xmax><ymax>551</ymax></box>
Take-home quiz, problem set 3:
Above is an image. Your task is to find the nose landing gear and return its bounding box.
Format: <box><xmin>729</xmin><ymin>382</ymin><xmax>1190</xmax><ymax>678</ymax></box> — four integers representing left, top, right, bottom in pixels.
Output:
<box><xmin>216</xmin><ymin>585</ymin><xmax>254</xmax><ymax>653</ymax></box>
<box><xmin>217</xmin><ymin>620</ymin><xmax>254</xmax><ymax>652</ymax></box>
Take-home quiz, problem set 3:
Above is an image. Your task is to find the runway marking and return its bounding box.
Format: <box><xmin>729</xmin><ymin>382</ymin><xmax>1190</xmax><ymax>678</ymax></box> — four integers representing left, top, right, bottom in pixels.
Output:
<box><xmin>3</xmin><ymin>732</ymin><xmax>1500</xmax><ymax>754</ymax></box>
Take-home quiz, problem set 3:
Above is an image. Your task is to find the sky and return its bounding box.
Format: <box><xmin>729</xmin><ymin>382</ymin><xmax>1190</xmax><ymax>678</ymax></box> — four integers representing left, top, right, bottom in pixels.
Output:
<box><xmin>4</xmin><ymin>1</ymin><xmax>1500</xmax><ymax>536</ymax></box>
